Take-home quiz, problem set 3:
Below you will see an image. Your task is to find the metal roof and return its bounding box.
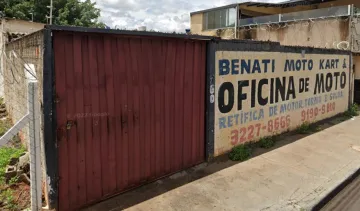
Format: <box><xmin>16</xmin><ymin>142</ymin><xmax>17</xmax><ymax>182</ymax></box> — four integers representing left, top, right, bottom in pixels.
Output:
<box><xmin>45</xmin><ymin>25</ymin><xmax>217</xmax><ymax>40</ymax></box>
<box><xmin>190</xmin><ymin>0</ymin><xmax>336</xmax><ymax>15</ymax></box>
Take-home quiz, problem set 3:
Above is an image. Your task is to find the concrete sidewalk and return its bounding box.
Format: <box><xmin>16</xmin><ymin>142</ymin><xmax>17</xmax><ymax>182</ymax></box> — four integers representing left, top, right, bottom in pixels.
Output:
<box><xmin>85</xmin><ymin>117</ymin><xmax>360</xmax><ymax>211</ymax></box>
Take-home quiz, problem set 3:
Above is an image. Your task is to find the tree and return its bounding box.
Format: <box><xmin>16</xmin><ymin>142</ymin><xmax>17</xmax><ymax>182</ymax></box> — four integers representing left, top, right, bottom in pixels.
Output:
<box><xmin>0</xmin><ymin>0</ymin><xmax>105</xmax><ymax>28</ymax></box>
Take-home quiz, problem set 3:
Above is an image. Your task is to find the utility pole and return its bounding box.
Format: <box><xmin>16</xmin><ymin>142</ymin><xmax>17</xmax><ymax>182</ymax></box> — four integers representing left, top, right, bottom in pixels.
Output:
<box><xmin>47</xmin><ymin>0</ymin><xmax>53</xmax><ymax>25</ymax></box>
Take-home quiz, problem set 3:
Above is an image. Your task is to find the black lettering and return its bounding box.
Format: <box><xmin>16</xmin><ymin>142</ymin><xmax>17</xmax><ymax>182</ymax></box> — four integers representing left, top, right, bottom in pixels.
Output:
<box><xmin>258</xmin><ymin>79</ymin><xmax>268</xmax><ymax>106</ymax></box>
<box><xmin>218</xmin><ymin>82</ymin><xmax>234</xmax><ymax>113</ymax></box>
<box><xmin>286</xmin><ymin>76</ymin><xmax>296</xmax><ymax>100</ymax></box>
<box><xmin>275</xmin><ymin>77</ymin><xmax>286</xmax><ymax>103</ymax></box>
<box><xmin>314</xmin><ymin>73</ymin><xmax>325</xmax><ymax>94</ymax></box>
<box><xmin>340</xmin><ymin>72</ymin><xmax>346</xmax><ymax>89</ymax></box>
<box><xmin>334</xmin><ymin>72</ymin><xmax>340</xmax><ymax>90</ymax></box>
<box><xmin>238</xmin><ymin>81</ymin><xmax>249</xmax><ymax>111</ymax></box>
<box><xmin>270</xmin><ymin>78</ymin><xmax>274</xmax><ymax>104</ymax></box>
<box><xmin>251</xmin><ymin>80</ymin><xmax>256</xmax><ymax>108</ymax></box>
<box><xmin>325</xmin><ymin>73</ymin><xmax>333</xmax><ymax>92</ymax></box>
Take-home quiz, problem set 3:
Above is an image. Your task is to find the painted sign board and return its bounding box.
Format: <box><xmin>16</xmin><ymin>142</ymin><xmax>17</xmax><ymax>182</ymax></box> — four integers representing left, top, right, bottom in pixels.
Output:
<box><xmin>214</xmin><ymin>51</ymin><xmax>349</xmax><ymax>156</ymax></box>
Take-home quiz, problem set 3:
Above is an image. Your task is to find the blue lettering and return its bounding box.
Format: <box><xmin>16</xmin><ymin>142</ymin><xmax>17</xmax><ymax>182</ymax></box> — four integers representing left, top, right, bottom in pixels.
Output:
<box><xmin>280</xmin><ymin>104</ymin><xmax>287</xmax><ymax>114</ymax></box>
<box><xmin>228</xmin><ymin>116</ymin><xmax>234</xmax><ymax>127</ymax></box>
<box><xmin>219</xmin><ymin>117</ymin><xmax>226</xmax><ymax>129</ymax></box>
<box><xmin>252</xmin><ymin>59</ymin><xmax>261</xmax><ymax>73</ymax></box>
<box><xmin>309</xmin><ymin>60</ymin><xmax>313</xmax><ymax>70</ymax></box>
<box><xmin>252</xmin><ymin>111</ymin><xmax>258</xmax><ymax>121</ymax></box>
<box><xmin>231</xmin><ymin>59</ymin><xmax>239</xmax><ymax>75</ymax></box>
<box><xmin>262</xmin><ymin>59</ymin><xmax>270</xmax><ymax>73</ymax></box>
<box><xmin>241</xmin><ymin>60</ymin><xmax>251</xmax><ymax>74</ymax></box>
<box><xmin>325</xmin><ymin>60</ymin><xmax>330</xmax><ymax>69</ymax></box>
<box><xmin>259</xmin><ymin>109</ymin><xmax>264</xmax><ymax>119</ymax></box>
<box><xmin>296</xmin><ymin>60</ymin><xmax>301</xmax><ymax>71</ymax></box>
<box><xmin>219</xmin><ymin>59</ymin><xmax>230</xmax><ymax>76</ymax></box>
<box><xmin>234</xmin><ymin>114</ymin><xmax>239</xmax><ymax>125</ymax></box>
<box><xmin>284</xmin><ymin>60</ymin><xmax>295</xmax><ymax>72</ymax></box>
<box><xmin>320</xmin><ymin>59</ymin><xmax>324</xmax><ymax>69</ymax></box>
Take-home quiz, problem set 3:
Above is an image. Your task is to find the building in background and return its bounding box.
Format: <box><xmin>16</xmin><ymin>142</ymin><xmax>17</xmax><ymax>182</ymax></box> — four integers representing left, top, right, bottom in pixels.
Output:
<box><xmin>190</xmin><ymin>0</ymin><xmax>360</xmax><ymax>103</ymax></box>
<box><xmin>0</xmin><ymin>18</ymin><xmax>44</xmax><ymax>97</ymax></box>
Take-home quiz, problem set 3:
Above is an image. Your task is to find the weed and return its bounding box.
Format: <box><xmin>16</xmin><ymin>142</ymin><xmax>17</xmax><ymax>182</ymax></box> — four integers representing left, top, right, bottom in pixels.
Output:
<box><xmin>297</xmin><ymin>122</ymin><xmax>312</xmax><ymax>134</ymax></box>
<box><xmin>229</xmin><ymin>144</ymin><xmax>252</xmax><ymax>161</ymax></box>
<box><xmin>0</xmin><ymin>188</ymin><xmax>19</xmax><ymax>210</ymax></box>
<box><xmin>0</xmin><ymin>119</ymin><xmax>11</xmax><ymax>137</ymax></box>
<box><xmin>259</xmin><ymin>136</ymin><xmax>276</xmax><ymax>149</ymax></box>
<box><xmin>0</xmin><ymin>147</ymin><xmax>25</xmax><ymax>210</ymax></box>
<box><xmin>8</xmin><ymin>176</ymin><xmax>19</xmax><ymax>185</ymax></box>
<box><xmin>344</xmin><ymin>103</ymin><xmax>359</xmax><ymax>118</ymax></box>
<box><xmin>0</xmin><ymin>147</ymin><xmax>25</xmax><ymax>184</ymax></box>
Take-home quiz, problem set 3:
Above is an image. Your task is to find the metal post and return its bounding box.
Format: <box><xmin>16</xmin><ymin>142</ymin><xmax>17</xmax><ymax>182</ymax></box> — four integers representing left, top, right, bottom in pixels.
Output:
<box><xmin>0</xmin><ymin>18</ymin><xmax>4</xmax><ymax>97</ymax></box>
<box><xmin>28</xmin><ymin>82</ymin><xmax>42</xmax><ymax>211</ymax></box>
<box><xmin>235</xmin><ymin>5</ymin><xmax>239</xmax><ymax>39</ymax></box>
<box><xmin>350</xmin><ymin>4</ymin><xmax>354</xmax><ymax>52</ymax></box>
<box><xmin>48</xmin><ymin>0</ymin><xmax>53</xmax><ymax>25</ymax></box>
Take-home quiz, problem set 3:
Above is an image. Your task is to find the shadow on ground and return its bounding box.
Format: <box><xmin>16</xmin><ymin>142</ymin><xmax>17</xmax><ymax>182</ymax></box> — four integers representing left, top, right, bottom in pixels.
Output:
<box><xmin>82</xmin><ymin>113</ymin><xmax>356</xmax><ymax>211</ymax></box>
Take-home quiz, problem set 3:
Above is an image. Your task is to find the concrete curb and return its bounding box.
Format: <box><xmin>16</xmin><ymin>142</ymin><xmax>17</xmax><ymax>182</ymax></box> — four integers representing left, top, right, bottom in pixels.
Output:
<box><xmin>311</xmin><ymin>167</ymin><xmax>360</xmax><ymax>211</ymax></box>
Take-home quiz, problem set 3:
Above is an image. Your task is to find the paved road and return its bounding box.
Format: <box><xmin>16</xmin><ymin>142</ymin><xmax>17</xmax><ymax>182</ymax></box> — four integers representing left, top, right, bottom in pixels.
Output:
<box><xmin>321</xmin><ymin>174</ymin><xmax>360</xmax><ymax>211</ymax></box>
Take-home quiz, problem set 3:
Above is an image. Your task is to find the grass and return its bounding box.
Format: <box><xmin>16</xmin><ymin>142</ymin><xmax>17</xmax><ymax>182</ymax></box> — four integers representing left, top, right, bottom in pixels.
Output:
<box><xmin>229</xmin><ymin>144</ymin><xmax>252</xmax><ymax>161</ymax></box>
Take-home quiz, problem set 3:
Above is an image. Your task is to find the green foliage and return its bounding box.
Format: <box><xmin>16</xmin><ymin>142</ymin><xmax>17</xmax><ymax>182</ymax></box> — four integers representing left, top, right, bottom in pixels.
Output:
<box><xmin>229</xmin><ymin>144</ymin><xmax>252</xmax><ymax>161</ymax></box>
<box><xmin>0</xmin><ymin>119</ymin><xmax>11</xmax><ymax>137</ymax></box>
<box><xmin>297</xmin><ymin>122</ymin><xmax>312</xmax><ymax>134</ymax></box>
<box><xmin>0</xmin><ymin>188</ymin><xmax>19</xmax><ymax>210</ymax></box>
<box><xmin>259</xmin><ymin>136</ymin><xmax>275</xmax><ymax>149</ymax></box>
<box><xmin>344</xmin><ymin>103</ymin><xmax>359</xmax><ymax>118</ymax></box>
<box><xmin>0</xmin><ymin>147</ymin><xmax>25</xmax><ymax>184</ymax></box>
<box><xmin>0</xmin><ymin>147</ymin><xmax>24</xmax><ymax>210</ymax></box>
<box><xmin>0</xmin><ymin>0</ymin><xmax>104</xmax><ymax>28</ymax></box>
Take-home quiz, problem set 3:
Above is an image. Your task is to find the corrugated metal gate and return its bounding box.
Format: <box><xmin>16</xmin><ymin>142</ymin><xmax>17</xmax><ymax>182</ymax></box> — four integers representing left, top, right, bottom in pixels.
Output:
<box><xmin>52</xmin><ymin>31</ymin><xmax>206</xmax><ymax>210</ymax></box>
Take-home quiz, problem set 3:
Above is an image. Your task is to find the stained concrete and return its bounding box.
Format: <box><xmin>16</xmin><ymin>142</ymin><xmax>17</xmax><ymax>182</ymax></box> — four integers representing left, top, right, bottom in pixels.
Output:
<box><xmin>84</xmin><ymin>117</ymin><xmax>360</xmax><ymax>211</ymax></box>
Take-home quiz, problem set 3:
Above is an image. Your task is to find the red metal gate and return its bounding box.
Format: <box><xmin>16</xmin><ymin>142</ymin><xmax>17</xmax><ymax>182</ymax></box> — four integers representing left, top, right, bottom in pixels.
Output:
<box><xmin>53</xmin><ymin>31</ymin><xmax>206</xmax><ymax>210</ymax></box>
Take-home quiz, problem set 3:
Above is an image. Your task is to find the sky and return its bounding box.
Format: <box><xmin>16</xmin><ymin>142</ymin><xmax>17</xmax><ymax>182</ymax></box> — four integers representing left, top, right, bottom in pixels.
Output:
<box><xmin>94</xmin><ymin>0</ymin><xmax>282</xmax><ymax>32</ymax></box>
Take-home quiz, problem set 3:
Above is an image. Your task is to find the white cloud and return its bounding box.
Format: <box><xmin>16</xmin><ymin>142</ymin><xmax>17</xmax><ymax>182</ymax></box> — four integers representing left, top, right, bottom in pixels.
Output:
<box><xmin>94</xmin><ymin>0</ymin><xmax>282</xmax><ymax>32</ymax></box>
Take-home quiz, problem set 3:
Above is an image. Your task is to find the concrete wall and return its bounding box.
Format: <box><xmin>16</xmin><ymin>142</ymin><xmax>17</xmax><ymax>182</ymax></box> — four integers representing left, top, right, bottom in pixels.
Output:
<box><xmin>237</xmin><ymin>18</ymin><xmax>350</xmax><ymax>49</ymax></box>
<box><xmin>355</xmin><ymin>56</ymin><xmax>360</xmax><ymax>79</ymax></box>
<box><xmin>4</xmin><ymin>30</ymin><xmax>44</xmax><ymax>147</ymax></box>
<box><xmin>0</xmin><ymin>19</ymin><xmax>44</xmax><ymax>97</ymax></box>
<box><xmin>213</xmin><ymin>50</ymin><xmax>350</xmax><ymax>156</ymax></box>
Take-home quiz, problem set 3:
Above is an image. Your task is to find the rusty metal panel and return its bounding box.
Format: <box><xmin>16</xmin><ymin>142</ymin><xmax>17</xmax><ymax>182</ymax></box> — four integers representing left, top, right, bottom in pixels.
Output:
<box><xmin>52</xmin><ymin>31</ymin><xmax>206</xmax><ymax>210</ymax></box>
